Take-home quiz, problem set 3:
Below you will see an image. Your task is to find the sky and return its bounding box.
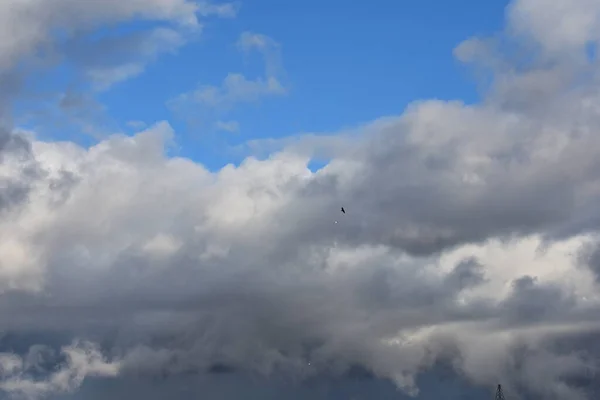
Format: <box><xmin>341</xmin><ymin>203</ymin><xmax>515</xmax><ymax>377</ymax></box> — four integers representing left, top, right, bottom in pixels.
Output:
<box><xmin>14</xmin><ymin>0</ymin><xmax>509</xmax><ymax>170</ymax></box>
<box><xmin>2</xmin><ymin>0</ymin><xmax>600</xmax><ymax>399</ymax></box>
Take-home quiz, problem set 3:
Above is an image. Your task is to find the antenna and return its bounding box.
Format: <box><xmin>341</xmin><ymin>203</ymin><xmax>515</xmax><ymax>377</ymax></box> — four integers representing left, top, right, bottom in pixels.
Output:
<box><xmin>495</xmin><ymin>384</ymin><xmax>506</xmax><ymax>400</ymax></box>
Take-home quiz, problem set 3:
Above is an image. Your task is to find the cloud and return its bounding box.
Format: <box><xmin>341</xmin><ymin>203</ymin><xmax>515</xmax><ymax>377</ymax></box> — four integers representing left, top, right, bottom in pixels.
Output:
<box><xmin>126</xmin><ymin>120</ymin><xmax>148</xmax><ymax>130</ymax></box>
<box><xmin>197</xmin><ymin>1</ymin><xmax>241</xmax><ymax>18</ymax></box>
<box><xmin>0</xmin><ymin>0</ymin><xmax>238</xmax><ymax>151</ymax></box>
<box><xmin>168</xmin><ymin>31</ymin><xmax>286</xmax><ymax>132</ymax></box>
<box><xmin>237</xmin><ymin>31</ymin><xmax>276</xmax><ymax>52</ymax></box>
<box><xmin>506</xmin><ymin>0</ymin><xmax>600</xmax><ymax>56</ymax></box>
<box><xmin>215</xmin><ymin>120</ymin><xmax>240</xmax><ymax>133</ymax></box>
<box><xmin>0</xmin><ymin>0</ymin><xmax>238</xmax><ymax>153</ymax></box>
<box><xmin>237</xmin><ymin>31</ymin><xmax>284</xmax><ymax>78</ymax></box>
<box><xmin>176</xmin><ymin>73</ymin><xmax>285</xmax><ymax>110</ymax></box>
<box><xmin>64</xmin><ymin>26</ymin><xmax>191</xmax><ymax>91</ymax></box>
<box><xmin>2</xmin><ymin>0</ymin><xmax>600</xmax><ymax>399</ymax></box>
<box><xmin>0</xmin><ymin>341</ymin><xmax>119</xmax><ymax>399</ymax></box>
<box><xmin>0</xmin><ymin>0</ymin><xmax>238</xmax><ymax>95</ymax></box>
<box><xmin>0</xmin><ymin>0</ymin><xmax>196</xmax><ymax>72</ymax></box>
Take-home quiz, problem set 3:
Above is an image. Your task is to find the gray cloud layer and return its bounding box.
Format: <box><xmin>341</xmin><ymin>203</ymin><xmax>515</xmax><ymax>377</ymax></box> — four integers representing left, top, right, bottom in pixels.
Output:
<box><xmin>2</xmin><ymin>0</ymin><xmax>600</xmax><ymax>399</ymax></box>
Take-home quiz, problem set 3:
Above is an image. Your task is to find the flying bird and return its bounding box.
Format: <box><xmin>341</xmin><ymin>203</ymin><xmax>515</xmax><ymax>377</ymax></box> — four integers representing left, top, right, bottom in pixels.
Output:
<box><xmin>341</xmin><ymin>207</ymin><xmax>345</xmax><ymax>214</ymax></box>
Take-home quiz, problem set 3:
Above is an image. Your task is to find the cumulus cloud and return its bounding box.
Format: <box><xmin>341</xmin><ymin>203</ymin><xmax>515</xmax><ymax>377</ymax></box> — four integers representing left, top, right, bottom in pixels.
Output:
<box><xmin>506</xmin><ymin>0</ymin><xmax>600</xmax><ymax>56</ymax></box>
<box><xmin>0</xmin><ymin>341</ymin><xmax>119</xmax><ymax>399</ymax></box>
<box><xmin>0</xmin><ymin>0</ymin><xmax>238</xmax><ymax>94</ymax></box>
<box><xmin>0</xmin><ymin>0</ymin><xmax>241</xmax><ymax>64</ymax></box>
<box><xmin>2</xmin><ymin>0</ymin><xmax>600</xmax><ymax>399</ymax></box>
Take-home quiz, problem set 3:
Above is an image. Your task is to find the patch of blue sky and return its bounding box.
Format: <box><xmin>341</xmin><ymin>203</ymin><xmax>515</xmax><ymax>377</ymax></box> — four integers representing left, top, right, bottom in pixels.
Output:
<box><xmin>17</xmin><ymin>0</ymin><xmax>511</xmax><ymax>172</ymax></box>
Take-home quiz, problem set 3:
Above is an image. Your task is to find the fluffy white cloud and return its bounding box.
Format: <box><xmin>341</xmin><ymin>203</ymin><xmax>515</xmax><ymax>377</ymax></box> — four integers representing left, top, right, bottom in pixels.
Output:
<box><xmin>0</xmin><ymin>341</ymin><xmax>119</xmax><ymax>399</ymax></box>
<box><xmin>1</xmin><ymin>99</ymin><xmax>599</xmax><ymax>398</ymax></box>
<box><xmin>507</xmin><ymin>0</ymin><xmax>600</xmax><ymax>55</ymax></box>
<box><xmin>0</xmin><ymin>0</ymin><xmax>190</xmax><ymax>71</ymax></box>
<box><xmin>0</xmin><ymin>0</ymin><xmax>238</xmax><ymax>92</ymax></box>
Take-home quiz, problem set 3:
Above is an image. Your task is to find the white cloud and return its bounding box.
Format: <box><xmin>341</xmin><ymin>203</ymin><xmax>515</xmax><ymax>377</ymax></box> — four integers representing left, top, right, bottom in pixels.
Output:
<box><xmin>0</xmin><ymin>341</ymin><xmax>119</xmax><ymax>399</ymax></box>
<box><xmin>1</xmin><ymin>83</ymin><xmax>600</xmax><ymax>397</ymax></box>
<box><xmin>215</xmin><ymin>120</ymin><xmax>240</xmax><ymax>133</ymax></box>
<box><xmin>507</xmin><ymin>0</ymin><xmax>600</xmax><ymax>56</ymax></box>
<box><xmin>168</xmin><ymin>31</ymin><xmax>287</xmax><ymax>131</ymax></box>
<box><xmin>0</xmin><ymin>0</ymin><xmax>238</xmax><ymax>93</ymax></box>
<box><xmin>197</xmin><ymin>0</ymin><xmax>241</xmax><ymax>18</ymax></box>
<box><xmin>142</xmin><ymin>233</ymin><xmax>183</xmax><ymax>258</ymax></box>
<box><xmin>0</xmin><ymin>0</ymin><xmax>195</xmax><ymax>71</ymax></box>
<box><xmin>82</xmin><ymin>27</ymin><xmax>187</xmax><ymax>91</ymax></box>
<box><xmin>126</xmin><ymin>120</ymin><xmax>148</xmax><ymax>130</ymax></box>
<box><xmin>174</xmin><ymin>73</ymin><xmax>285</xmax><ymax>109</ymax></box>
<box><xmin>237</xmin><ymin>31</ymin><xmax>276</xmax><ymax>52</ymax></box>
<box><xmin>237</xmin><ymin>31</ymin><xmax>285</xmax><ymax>78</ymax></box>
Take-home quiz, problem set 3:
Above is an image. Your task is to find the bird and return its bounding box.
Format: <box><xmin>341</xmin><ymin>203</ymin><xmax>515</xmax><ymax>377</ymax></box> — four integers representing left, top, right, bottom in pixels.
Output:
<box><xmin>341</xmin><ymin>207</ymin><xmax>345</xmax><ymax>214</ymax></box>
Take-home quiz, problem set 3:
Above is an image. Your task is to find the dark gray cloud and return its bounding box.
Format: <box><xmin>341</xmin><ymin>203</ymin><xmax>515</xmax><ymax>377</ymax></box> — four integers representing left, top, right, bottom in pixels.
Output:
<box><xmin>0</xmin><ymin>126</ymin><xmax>41</xmax><ymax>215</ymax></box>
<box><xmin>578</xmin><ymin>239</ymin><xmax>600</xmax><ymax>283</ymax></box>
<box><xmin>52</xmin><ymin>369</ymin><xmax>487</xmax><ymax>400</ymax></box>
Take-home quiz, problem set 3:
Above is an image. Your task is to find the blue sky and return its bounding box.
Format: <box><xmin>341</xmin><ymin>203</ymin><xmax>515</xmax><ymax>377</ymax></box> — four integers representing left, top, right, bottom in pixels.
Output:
<box><xmin>20</xmin><ymin>0</ymin><xmax>509</xmax><ymax>171</ymax></box>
